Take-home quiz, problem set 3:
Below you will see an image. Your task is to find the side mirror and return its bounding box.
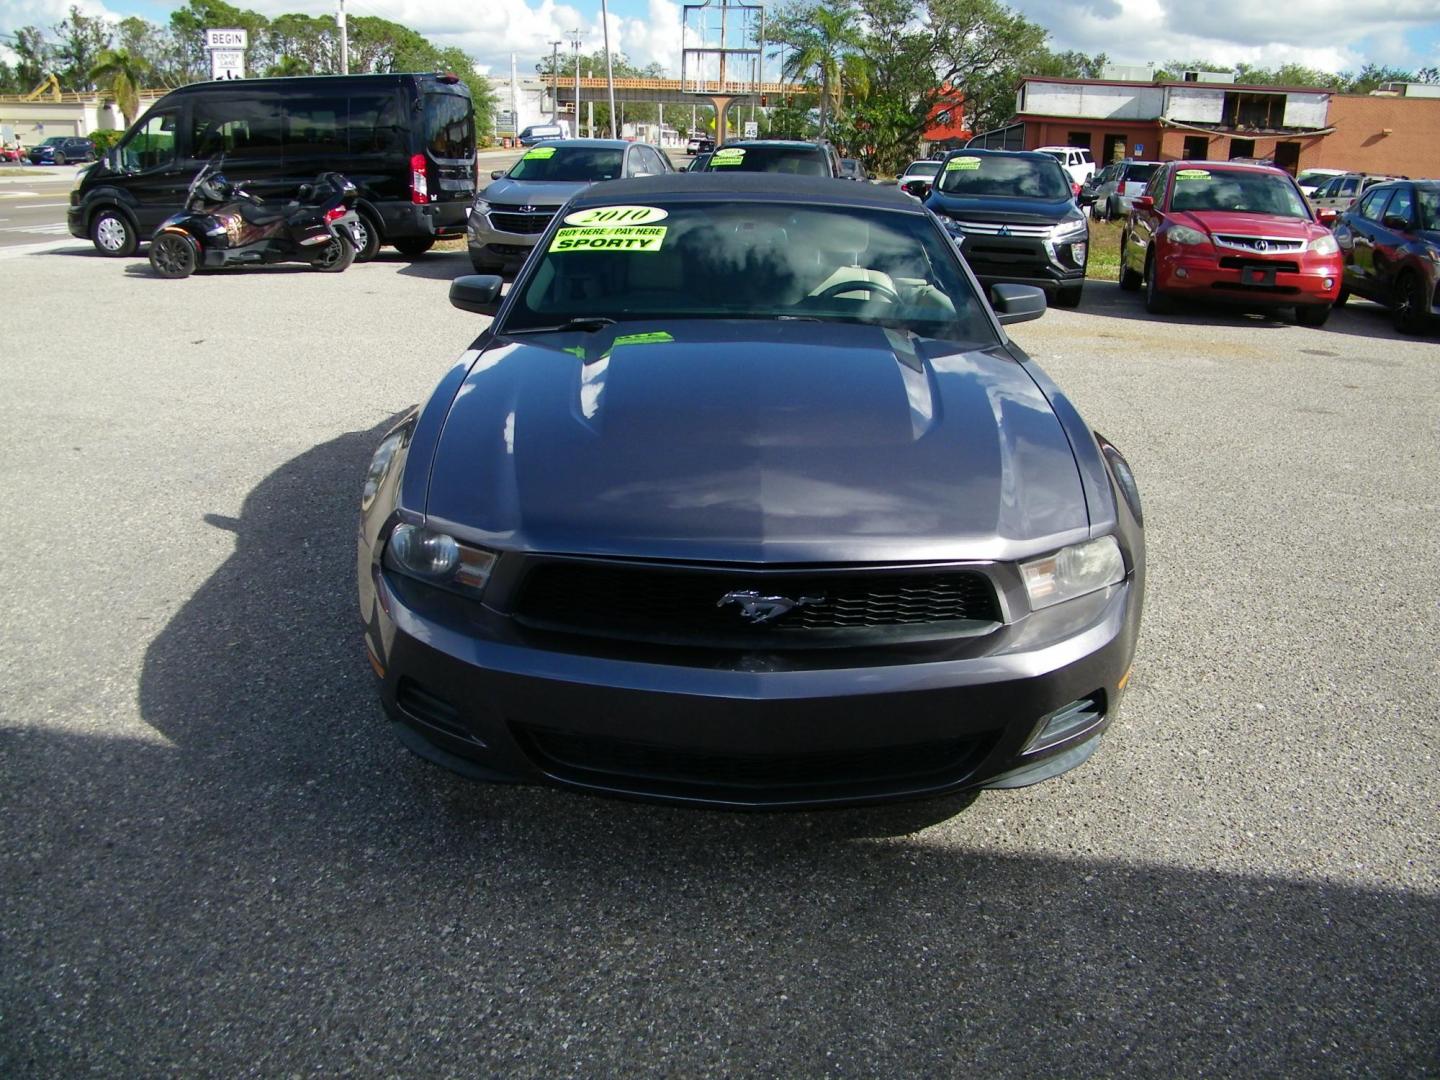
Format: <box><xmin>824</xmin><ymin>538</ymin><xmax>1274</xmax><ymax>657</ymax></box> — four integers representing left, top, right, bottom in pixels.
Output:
<box><xmin>1382</xmin><ymin>212</ymin><xmax>1409</xmax><ymax>230</ymax></box>
<box><xmin>449</xmin><ymin>275</ymin><xmax>504</xmax><ymax>316</ymax></box>
<box><xmin>1317</xmin><ymin>207</ymin><xmax>1338</xmax><ymax>225</ymax></box>
<box><xmin>901</xmin><ymin>179</ymin><xmax>930</xmax><ymax>198</ymax></box>
<box><xmin>990</xmin><ymin>283</ymin><xmax>1047</xmax><ymax>326</ymax></box>
<box><xmin>1133</xmin><ymin>195</ymin><xmax>1154</xmax><ymax>211</ymax></box>
<box><xmin>490</xmin><ymin>169</ymin><xmax>505</xmax><ymax>180</ymax></box>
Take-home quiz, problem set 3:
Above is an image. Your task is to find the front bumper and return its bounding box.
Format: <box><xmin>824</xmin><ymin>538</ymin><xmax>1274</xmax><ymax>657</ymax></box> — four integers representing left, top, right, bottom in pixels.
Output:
<box><xmin>66</xmin><ymin>206</ymin><xmax>85</xmax><ymax>239</ymax></box>
<box><xmin>468</xmin><ymin>211</ymin><xmax>552</xmax><ymax>271</ymax></box>
<box><xmin>1156</xmin><ymin>248</ymin><xmax>1342</xmax><ymax>307</ymax></box>
<box><xmin>363</xmin><ymin>564</ymin><xmax>1142</xmax><ymax>809</ymax></box>
<box><xmin>951</xmin><ymin>234</ymin><xmax>1087</xmax><ymax>294</ymax></box>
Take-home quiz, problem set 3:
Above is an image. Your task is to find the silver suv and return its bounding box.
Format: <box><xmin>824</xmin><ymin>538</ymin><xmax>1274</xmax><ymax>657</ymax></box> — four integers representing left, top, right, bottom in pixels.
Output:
<box><xmin>468</xmin><ymin>139</ymin><xmax>673</xmax><ymax>275</ymax></box>
<box><xmin>1310</xmin><ymin>172</ymin><xmax>1403</xmax><ymax>213</ymax></box>
<box><xmin>1087</xmin><ymin>159</ymin><xmax>1161</xmax><ymax>221</ymax></box>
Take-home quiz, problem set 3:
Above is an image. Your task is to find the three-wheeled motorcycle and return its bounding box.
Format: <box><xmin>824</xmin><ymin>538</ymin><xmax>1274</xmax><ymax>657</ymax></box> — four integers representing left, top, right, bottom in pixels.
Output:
<box><xmin>148</xmin><ymin>157</ymin><xmax>361</xmax><ymax>279</ymax></box>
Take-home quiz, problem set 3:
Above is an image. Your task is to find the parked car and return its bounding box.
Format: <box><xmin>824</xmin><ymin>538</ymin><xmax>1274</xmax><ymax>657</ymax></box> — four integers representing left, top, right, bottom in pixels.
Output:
<box><xmin>29</xmin><ymin>136</ymin><xmax>95</xmax><ymax>165</ymax></box>
<box><xmin>1088</xmin><ymin>159</ymin><xmax>1161</xmax><ymax>221</ymax></box>
<box><xmin>918</xmin><ymin>149</ymin><xmax>1088</xmax><ymax>307</ymax></box>
<box><xmin>838</xmin><ymin>158</ymin><xmax>869</xmax><ymax>181</ymax></box>
<box><xmin>684</xmin><ymin>151</ymin><xmax>712</xmax><ymax>172</ymax></box>
<box><xmin>701</xmin><ymin>139</ymin><xmax>842</xmax><ymax>177</ymax></box>
<box><xmin>1118</xmin><ymin>161</ymin><xmax>1342</xmax><ymax>326</ymax></box>
<box><xmin>468</xmin><ymin>138</ymin><xmax>673</xmax><ymax>275</ymax></box>
<box><xmin>1036</xmin><ymin>145</ymin><xmax>1095</xmax><ymax>186</ymax></box>
<box><xmin>1309</xmin><ymin>172</ymin><xmax>1403</xmax><ymax>214</ymax></box>
<box><xmin>686</xmin><ymin>136</ymin><xmax>715</xmax><ymax>155</ymax></box>
<box><xmin>360</xmin><ymin>173</ymin><xmax>1145</xmax><ymax>809</ymax></box>
<box><xmin>896</xmin><ymin>159</ymin><xmax>941</xmax><ymax>195</ymax></box>
<box><xmin>1295</xmin><ymin>167</ymin><xmax>1345</xmax><ymax>199</ymax></box>
<box><xmin>1332</xmin><ymin>179</ymin><xmax>1440</xmax><ymax>334</ymax></box>
<box><xmin>68</xmin><ymin>73</ymin><xmax>475</xmax><ymax>261</ymax></box>
<box><xmin>518</xmin><ymin>123</ymin><xmax>566</xmax><ymax>146</ymax></box>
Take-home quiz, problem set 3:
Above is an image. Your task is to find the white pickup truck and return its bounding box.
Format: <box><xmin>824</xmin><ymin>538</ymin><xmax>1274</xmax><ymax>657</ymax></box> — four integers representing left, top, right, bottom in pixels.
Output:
<box><xmin>1037</xmin><ymin>146</ymin><xmax>1096</xmax><ymax>186</ymax></box>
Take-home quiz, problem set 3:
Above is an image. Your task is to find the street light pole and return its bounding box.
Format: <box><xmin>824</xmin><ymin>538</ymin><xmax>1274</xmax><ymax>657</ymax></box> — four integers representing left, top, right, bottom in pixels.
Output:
<box><xmin>570</xmin><ymin>31</ymin><xmax>582</xmax><ymax>137</ymax></box>
<box><xmin>549</xmin><ymin>40</ymin><xmax>562</xmax><ymax>123</ymax></box>
<box><xmin>600</xmin><ymin>0</ymin><xmax>618</xmax><ymax>138</ymax></box>
<box><xmin>337</xmin><ymin>0</ymin><xmax>349</xmax><ymax>74</ymax></box>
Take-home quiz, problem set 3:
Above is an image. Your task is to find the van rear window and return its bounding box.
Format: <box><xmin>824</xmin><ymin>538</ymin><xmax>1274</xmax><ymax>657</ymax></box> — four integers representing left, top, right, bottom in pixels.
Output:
<box><xmin>424</xmin><ymin>93</ymin><xmax>475</xmax><ymax>160</ymax></box>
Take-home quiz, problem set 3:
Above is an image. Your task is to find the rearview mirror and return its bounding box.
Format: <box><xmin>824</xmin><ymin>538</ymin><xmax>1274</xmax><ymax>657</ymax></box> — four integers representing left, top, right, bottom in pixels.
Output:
<box><xmin>450</xmin><ymin>275</ymin><xmax>504</xmax><ymax>316</ymax></box>
<box><xmin>490</xmin><ymin>169</ymin><xmax>505</xmax><ymax>180</ymax></box>
<box><xmin>1133</xmin><ymin>195</ymin><xmax>1154</xmax><ymax>211</ymax></box>
<box><xmin>1382</xmin><ymin>212</ymin><xmax>1409</xmax><ymax>230</ymax></box>
<box><xmin>901</xmin><ymin>179</ymin><xmax>930</xmax><ymax>198</ymax></box>
<box><xmin>990</xmin><ymin>283</ymin><xmax>1047</xmax><ymax>326</ymax></box>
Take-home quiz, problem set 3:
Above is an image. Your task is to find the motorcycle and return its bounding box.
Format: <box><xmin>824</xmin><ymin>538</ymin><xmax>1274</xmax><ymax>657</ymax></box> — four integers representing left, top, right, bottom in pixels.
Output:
<box><xmin>148</xmin><ymin>156</ymin><xmax>361</xmax><ymax>279</ymax></box>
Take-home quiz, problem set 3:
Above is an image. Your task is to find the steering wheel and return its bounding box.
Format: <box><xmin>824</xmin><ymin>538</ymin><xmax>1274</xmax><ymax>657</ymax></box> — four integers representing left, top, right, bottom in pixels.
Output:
<box><xmin>813</xmin><ymin>278</ymin><xmax>902</xmax><ymax>305</ymax></box>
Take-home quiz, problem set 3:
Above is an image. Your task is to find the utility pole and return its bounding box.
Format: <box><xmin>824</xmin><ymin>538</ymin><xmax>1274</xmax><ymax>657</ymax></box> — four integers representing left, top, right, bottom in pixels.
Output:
<box><xmin>570</xmin><ymin>30</ymin><xmax>582</xmax><ymax>137</ymax></box>
<box><xmin>600</xmin><ymin>0</ymin><xmax>617</xmax><ymax>138</ymax></box>
<box><xmin>510</xmin><ymin>53</ymin><xmax>519</xmax><ymax>139</ymax></box>
<box><xmin>549</xmin><ymin>40</ymin><xmax>562</xmax><ymax>123</ymax></box>
<box><xmin>337</xmin><ymin>0</ymin><xmax>349</xmax><ymax>74</ymax></box>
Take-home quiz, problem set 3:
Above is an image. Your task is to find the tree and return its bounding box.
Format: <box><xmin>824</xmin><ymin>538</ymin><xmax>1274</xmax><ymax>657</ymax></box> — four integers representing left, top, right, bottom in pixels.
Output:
<box><xmin>53</xmin><ymin>6</ymin><xmax>113</xmax><ymax>91</ymax></box>
<box><xmin>771</xmin><ymin>2</ymin><xmax>866</xmax><ymax>135</ymax></box>
<box><xmin>8</xmin><ymin>26</ymin><xmax>52</xmax><ymax>90</ymax></box>
<box><xmin>90</xmin><ymin>48</ymin><xmax>150</xmax><ymax>127</ymax></box>
<box><xmin>117</xmin><ymin>17</ymin><xmax>184</xmax><ymax>88</ymax></box>
<box><xmin>168</xmin><ymin>0</ymin><xmax>271</xmax><ymax>81</ymax></box>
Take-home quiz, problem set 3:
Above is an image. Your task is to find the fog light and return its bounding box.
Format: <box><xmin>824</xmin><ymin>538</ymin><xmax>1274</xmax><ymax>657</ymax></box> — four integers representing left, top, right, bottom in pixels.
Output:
<box><xmin>1175</xmin><ymin>267</ymin><xmax>1189</xmax><ymax>279</ymax></box>
<box><xmin>1024</xmin><ymin>694</ymin><xmax>1105</xmax><ymax>754</ymax></box>
<box><xmin>1324</xmin><ymin>277</ymin><xmax>1334</xmax><ymax>289</ymax></box>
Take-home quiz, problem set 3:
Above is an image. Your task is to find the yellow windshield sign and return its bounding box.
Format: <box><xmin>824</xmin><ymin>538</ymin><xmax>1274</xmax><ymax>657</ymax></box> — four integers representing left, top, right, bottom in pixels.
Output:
<box><xmin>550</xmin><ymin>225</ymin><xmax>668</xmax><ymax>253</ymax></box>
<box><xmin>711</xmin><ymin>147</ymin><xmax>746</xmax><ymax>166</ymax></box>
<box><xmin>1176</xmin><ymin>168</ymin><xmax>1210</xmax><ymax>180</ymax></box>
<box><xmin>945</xmin><ymin>156</ymin><xmax>982</xmax><ymax>171</ymax></box>
<box><xmin>524</xmin><ymin>146</ymin><xmax>557</xmax><ymax>159</ymax></box>
<box><xmin>563</xmin><ymin>205</ymin><xmax>669</xmax><ymax>226</ymax></box>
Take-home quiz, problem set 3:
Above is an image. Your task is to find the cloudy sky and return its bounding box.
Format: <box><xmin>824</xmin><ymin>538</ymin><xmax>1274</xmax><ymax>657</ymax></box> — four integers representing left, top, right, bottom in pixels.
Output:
<box><xmin>4</xmin><ymin>0</ymin><xmax>1438</xmax><ymax>80</ymax></box>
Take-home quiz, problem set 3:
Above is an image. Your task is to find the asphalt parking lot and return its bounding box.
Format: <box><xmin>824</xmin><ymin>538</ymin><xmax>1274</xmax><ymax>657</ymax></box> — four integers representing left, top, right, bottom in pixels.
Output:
<box><xmin>1</xmin><ymin>245</ymin><xmax>1436</xmax><ymax>1075</ymax></box>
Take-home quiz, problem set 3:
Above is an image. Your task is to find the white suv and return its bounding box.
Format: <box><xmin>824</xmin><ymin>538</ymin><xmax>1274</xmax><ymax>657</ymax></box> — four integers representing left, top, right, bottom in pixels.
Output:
<box><xmin>1037</xmin><ymin>146</ymin><xmax>1095</xmax><ymax>186</ymax></box>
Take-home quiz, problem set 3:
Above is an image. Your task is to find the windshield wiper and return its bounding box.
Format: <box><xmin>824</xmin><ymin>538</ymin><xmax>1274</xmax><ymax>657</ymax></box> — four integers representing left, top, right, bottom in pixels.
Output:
<box><xmin>506</xmin><ymin>317</ymin><xmax>618</xmax><ymax>335</ymax></box>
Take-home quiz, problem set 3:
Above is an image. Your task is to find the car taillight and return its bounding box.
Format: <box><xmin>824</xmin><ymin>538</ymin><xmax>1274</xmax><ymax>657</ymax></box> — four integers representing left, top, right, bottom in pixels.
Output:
<box><xmin>410</xmin><ymin>153</ymin><xmax>429</xmax><ymax>204</ymax></box>
<box><xmin>324</xmin><ymin>207</ymin><xmax>345</xmax><ymax>223</ymax></box>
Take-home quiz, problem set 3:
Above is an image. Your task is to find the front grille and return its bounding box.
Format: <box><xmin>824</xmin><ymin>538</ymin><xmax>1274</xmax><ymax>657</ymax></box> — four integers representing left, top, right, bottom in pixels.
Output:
<box><xmin>1214</xmin><ymin>234</ymin><xmax>1305</xmax><ymax>254</ymax></box>
<box><xmin>396</xmin><ymin>678</ymin><xmax>474</xmax><ymax>743</ymax></box>
<box><xmin>511</xmin><ymin>561</ymin><xmax>1001</xmax><ymax>648</ymax></box>
<box><xmin>517</xmin><ymin>725</ymin><xmax>990</xmax><ymax>797</ymax></box>
<box><xmin>489</xmin><ymin>209</ymin><xmax>555</xmax><ymax>235</ymax></box>
<box><xmin>1219</xmin><ymin>257</ymin><xmax>1301</xmax><ymax>273</ymax></box>
<box><xmin>949</xmin><ymin>219</ymin><xmax>1053</xmax><ymax>237</ymax></box>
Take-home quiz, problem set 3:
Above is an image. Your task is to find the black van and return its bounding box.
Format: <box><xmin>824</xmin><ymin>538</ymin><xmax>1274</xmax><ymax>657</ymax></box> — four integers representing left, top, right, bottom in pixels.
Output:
<box><xmin>68</xmin><ymin>72</ymin><xmax>475</xmax><ymax>261</ymax></box>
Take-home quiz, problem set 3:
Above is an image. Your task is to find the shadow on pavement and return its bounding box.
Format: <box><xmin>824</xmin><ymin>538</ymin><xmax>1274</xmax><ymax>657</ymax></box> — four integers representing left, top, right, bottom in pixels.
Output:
<box><xmin>1</xmin><ymin>422</ymin><xmax>1435</xmax><ymax>1074</ymax></box>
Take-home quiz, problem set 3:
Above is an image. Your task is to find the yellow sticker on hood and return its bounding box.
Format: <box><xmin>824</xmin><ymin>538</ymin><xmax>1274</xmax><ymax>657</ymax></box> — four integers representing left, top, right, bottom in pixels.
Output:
<box><xmin>945</xmin><ymin>156</ymin><xmax>982</xmax><ymax>171</ymax></box>
<box><xmin>550</xmin><ymin>225</ymin><xmax>668</xmax><ymax>253</ymax></box>
<box><xmin>1176</xmin><ymin>168</ymin><xmax>1210</xmax><ymax>180</ymax></box>
<box><xmin>612</xmin><ymin>331</ymin><xmax>674</xmax><ymax>346</ymax></box>
<box><xmin>524</xmin><ymin>145</ymin><xmax>557</xmax><ymax>159</ymax></box>
<box><xmin>563</xmin><ymin>205</ymin><xmax>669</xmax><ymax>226</ymax></box>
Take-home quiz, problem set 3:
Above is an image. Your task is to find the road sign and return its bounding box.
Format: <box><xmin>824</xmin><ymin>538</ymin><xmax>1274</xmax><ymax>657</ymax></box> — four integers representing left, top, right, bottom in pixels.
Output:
<box><xmin>210</xmin><ymin>50</ymin><xmax>245</xmax><ymax>79</ymax></box>
<box><xmin>744</xmin><ymin>120</ymin><xmax>758</xmax><ymax>138</ymax></box>
<box><xmin>205</xmin><ymin>28</ymin><xmax>248</xmax><ymax>49</ymax></box>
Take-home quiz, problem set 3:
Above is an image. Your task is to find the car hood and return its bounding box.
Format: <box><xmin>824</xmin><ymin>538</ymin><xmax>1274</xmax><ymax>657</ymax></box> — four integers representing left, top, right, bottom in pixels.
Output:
<box><xmin>1172</xmin><ymin>210</ymin><xmax>1320</xmax><ymax>239</ymax></box>
<box><xmin>926</xmin><ymin>192</ymin><xmax>1074</xmax><ymax>224</ymax></box>
<box><xmin>481</xmin><ymin>178</ymin><xmax>595</xmax><ymax>207</ymax></box>
<box><xmin>423</xmin><ymin>322</ymin><xmax>1090</xmax><ymax>563</ymax></box>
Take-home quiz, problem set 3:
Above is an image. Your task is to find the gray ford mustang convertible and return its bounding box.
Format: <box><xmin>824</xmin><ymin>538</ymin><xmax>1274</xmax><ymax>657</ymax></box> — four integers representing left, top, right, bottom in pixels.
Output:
<box><xmin>358</xmin><ymin>173</ymin><xmax>1145</xmax><ymax>809</ymax></box>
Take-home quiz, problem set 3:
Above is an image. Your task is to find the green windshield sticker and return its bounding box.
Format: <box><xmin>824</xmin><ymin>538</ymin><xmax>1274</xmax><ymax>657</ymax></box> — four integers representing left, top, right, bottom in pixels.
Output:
<box><xmin>945</xmin><ymin>156</ymin><xmax>982</xmax><ymax>171</ymax></box>
<box><xmin>563</xmin><ymin>205</ymin><xmax>669</xmax><ymax>226</ymax></box>
<box><xmin>524</xmin><ymin>146</ymin><xmax>557</xmax><ymax>159</ymax></box>
<box><xmin>711</xmin><ymin>147</ymin><xmax>745</xmax><ymax>166</ymax></box>
<box><xmin>550</xmin><ymin>225</ymin><xmax>668</xmax><ymax>253</ymax></box>
<box><xmin>612</xmin><ymin>331</ymin><xmax>674</xmax><ymax>346</ymax></box>
<box><xmin>1176</xmin><ymin>168</ymin><xmax>1210</xmax><ymax>180</ymax></box>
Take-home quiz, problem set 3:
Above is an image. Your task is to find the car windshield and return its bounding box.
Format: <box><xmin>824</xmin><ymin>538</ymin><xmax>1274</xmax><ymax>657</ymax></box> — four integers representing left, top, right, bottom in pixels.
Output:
<box><xmin>905</xmin><ymin>161</ymin><xmax>940</xmax><ymax>178</ymax></box>
<box><xmin>508</xmin><ymin>146</ymin><xmax>624</xmax><ymax>181</ymax></box>
<box><xmin>1417</xmin><ymin>190</ymin><xmax>1440</xmax><ymax>230</ymax></box>
<box><xmin>1168</xmin><ymin>168</ymin><xmax>1308</xmax><ymax>217</ymax></box>
<box><xmin>423</xmin><ymin>93</ymin><xmax>475</xmax><ymax>160</ymax></box>
<box><xmin>705</xmin><ymin>146</ymin><xmax>827</xmax><ymax>175</ymax></box>
<box><xmin>1124</xmin><ymin>163</ymin><xmax>1158</xmax><ymax>183</ymax></box>
<box><xmin>502</xmin><ymin>200</ymin><xmax>996</xmax><ymax>346</ymax></box>
<box><xmin>935</xmin><ymin>154</ymin><xmax>1071</xmax><ymax>200</ymax></box>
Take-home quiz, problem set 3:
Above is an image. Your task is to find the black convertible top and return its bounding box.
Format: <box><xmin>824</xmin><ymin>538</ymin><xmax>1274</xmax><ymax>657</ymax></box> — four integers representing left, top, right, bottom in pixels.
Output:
<box><xmin>571</xmin><ymin>172</ymin><xmax>921</xmax><ymax>211</ymax></box>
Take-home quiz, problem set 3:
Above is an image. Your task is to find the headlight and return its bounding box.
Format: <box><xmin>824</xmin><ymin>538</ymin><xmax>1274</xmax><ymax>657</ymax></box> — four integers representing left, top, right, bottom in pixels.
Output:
<box><xmin>940</xmin><ymin>217</ymin><xmax>965</xmax><ymax>237</ymax></box>
<box><xmin>361</xmin><ymin>430</ymin><xmax>405</xmax><ymax>511</ymax></box>
<box><xmin>1308</xmin><ymin>232</ymin><xmax>1339</xmax><ymax>256</ymax></box>
<box><xmin>1020</xmin><ymin>536</ymin><xmax>1125</xmax><ymax>610</ymax></box>
<box><xmin>1052</xmin><ymin>218</ymin><xmax>1087</xmax><ymax>241</ymax></box>
<box><xmin>1165</xmin><ymin>225</ymin><xmax>1209</xmax><ymax>246</ymax></box>
<box><xmin>472</xmin><ymin>198</ymin><xmax>490</xmax><ymax>216</ymax></box>
<box><xmin>384</xmin><ymin>524</ymin><xmax>497</xmax><ymax>596</ymax></box>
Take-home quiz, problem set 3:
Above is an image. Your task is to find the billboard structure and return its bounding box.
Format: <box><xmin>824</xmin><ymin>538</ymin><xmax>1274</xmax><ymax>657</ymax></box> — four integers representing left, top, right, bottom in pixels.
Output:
<box><xmin>680</xmin><ymin>0</ymin><xmax>764</xmax><ymax>146</ymax></box>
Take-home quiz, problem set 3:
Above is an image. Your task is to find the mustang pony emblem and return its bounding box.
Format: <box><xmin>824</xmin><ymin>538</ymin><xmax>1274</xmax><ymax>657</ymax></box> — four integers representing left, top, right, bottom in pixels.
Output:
<box><xmin>717</xmin><ymin>590</ymin><xmax>825</xmax><ymax>625</ymax></box>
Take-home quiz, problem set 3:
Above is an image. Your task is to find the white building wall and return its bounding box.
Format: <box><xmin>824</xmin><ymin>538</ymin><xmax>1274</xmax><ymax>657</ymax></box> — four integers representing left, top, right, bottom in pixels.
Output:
<box><xmin>1282</xmin><ymin>93</ymin><xmax>1329</xmax><ymax>128</ymax></box>
<box><xmin>1021</xmin><ymin>81</ymin><xmax>1164</xmax><ymax>120</ymax></box>
<box><xmin>1164</xmin><ymin>86</ymin><xmax>1224</xmax><ymax>123</ymax></box>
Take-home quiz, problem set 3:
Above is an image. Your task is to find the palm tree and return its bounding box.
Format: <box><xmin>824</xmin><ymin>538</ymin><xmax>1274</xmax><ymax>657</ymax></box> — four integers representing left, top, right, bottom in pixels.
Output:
<box><xmin>90</xmin><ymin>48</ymin><xmax>149</xmax><ymax>129</ymax></box>
<box><xmin>778</xmin><ymin>3</ymin><xmax>865</xmax><ymax>135</ymax></box>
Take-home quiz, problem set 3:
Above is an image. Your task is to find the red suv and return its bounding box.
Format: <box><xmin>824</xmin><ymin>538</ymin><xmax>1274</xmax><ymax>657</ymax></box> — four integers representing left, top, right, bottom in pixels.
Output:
<box><xmin>1118</xmin><ymin>161</ymin><xmax>1343</xmax><ymax>326</ymax></box>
